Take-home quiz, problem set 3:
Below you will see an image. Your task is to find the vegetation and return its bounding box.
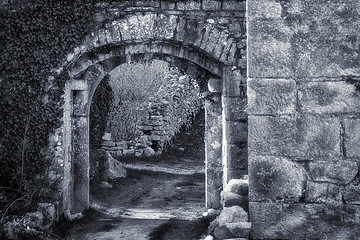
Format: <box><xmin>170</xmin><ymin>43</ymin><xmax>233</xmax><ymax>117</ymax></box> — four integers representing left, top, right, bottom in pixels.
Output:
<box><xmin>0</xmin><ymin>0</ymin><xmax>94</xmax><ymax>223</ymax></box>
<box><xmin>103</xmin><ymin>60</ymin><xmax>203</xmax><ymax>143</ymax></box>
<box><xmin>107</xmin><ymin>60</ymin><xmax>172</xmax><ymax>141</ymax></box>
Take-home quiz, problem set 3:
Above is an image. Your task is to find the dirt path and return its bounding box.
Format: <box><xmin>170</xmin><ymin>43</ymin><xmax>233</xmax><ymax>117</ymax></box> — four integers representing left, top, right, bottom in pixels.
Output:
<box><xmin>54</xmin><ymin>110</ymin><xmax>209</xmax><ymax>240</ymax></box>
<box><xmin>54</xmin><ymin>169</ymin><xmax>208</xmax><ymax>240</ymax></box>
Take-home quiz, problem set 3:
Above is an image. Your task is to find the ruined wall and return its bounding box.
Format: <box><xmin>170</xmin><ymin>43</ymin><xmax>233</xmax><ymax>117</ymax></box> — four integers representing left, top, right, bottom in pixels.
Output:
<box><xmin>47</xmin><ymin>0</ymin><xmax>248</xmax><ymax>214</ymax></box>
<box><xmin>247</xmin><ymin>0</ymin><xmax>360</xmax><ymax>239</ymax></box>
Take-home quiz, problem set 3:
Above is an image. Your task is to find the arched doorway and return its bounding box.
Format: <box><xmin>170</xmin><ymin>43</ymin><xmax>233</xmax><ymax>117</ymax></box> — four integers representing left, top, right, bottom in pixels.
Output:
<box><xmin>55</xmin><ymin>13</ymin><xmax>246</xmax><ymax>215</ymax></box>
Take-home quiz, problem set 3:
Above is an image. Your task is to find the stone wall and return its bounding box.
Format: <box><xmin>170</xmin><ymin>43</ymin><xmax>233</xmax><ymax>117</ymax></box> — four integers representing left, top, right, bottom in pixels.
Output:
<box><xmin>101</xmin><ymin>74</ymin><xmax>203</xmax><ymax>158</ymax></box>
<box><xmin>47</xmin><ymin>0</ymin><xmax>247</xmax><ymax>215</ymax></box>
<box><xmin>247</xmin><ymin>0</ymin><xmax>360</xmax><ymax>239</ymax></box>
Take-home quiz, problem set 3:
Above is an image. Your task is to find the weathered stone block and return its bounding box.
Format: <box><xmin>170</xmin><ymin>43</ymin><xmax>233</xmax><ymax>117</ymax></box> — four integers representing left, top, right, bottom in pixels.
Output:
<box><xmin>115</xmin><ymin>141</ymin><xmax>128</xmax><ymax>149</ymax></box>
<box><xmin>109</xmin><ymin>150</ymin><xmax>123</xmax><ymax>158</ymax></box>
<box><xmin>248</xmin><ymin>78</ymin><xmax>297</xmax><ymax>115</ymax></box>
<box><xmin>308</xmin><ymin>160</ymin><xmax>358</xmax><ymax>185</ymax></box>
<box><xmin>248</xmin><ymin>1</ymin><xmax>360</xmax><ymax>78</ymax></box>
<box><xmin>225</xmin><ymin>121</ymin><xmax>247</xmax><ymax>143</ymax></box>
<box><xmin>305</xmin><ymin>181</ymin><xmax>342</xmax><ymax>203</ymax></box>
<box><xmin>221</xmin><ymin>191</ymin><xmax>247</xmax><ymax>209</ymax></box>
<box><xmin>202</xmin><ymin>0</ymin><xmax>221</xmax><ymax>10</ymax></box>
<box><xmin>247</xmin><ymin>19</ymin><xmax>293</xmax><ymax>78</ymax></box>
<box><xmin>247</xmin><ymin>0</ymin><xmax>282</xmax><ymax>20</ymax></box>
<box><xmin>299</xmin><ymin>81</ymin><xmax>360</xmax><ymax>114</ymax></box>
<box><xmin>135</xmin><ymin>13</ymin><xmax>156</xmax><ymax>39</ymax></box>
<box><xmin>177</xmin><ymin>0</ymin><xmax>201</xmax><ymax>10</ymax></box>
<box><xmin>223</xmin><ymin>97</ymin><xmax>247</xmax><ymax>121</ymax></box>
<box><xmin>149</xmin><ymin>134</ymin><xmax>161</xmax><ymax>141</ymax></box>
<box><xmin>123</xmin><ymin>149</ymin><xmax>135</xmax><ymax>155</ymax></box>
<box><xmin>105</xmin><ymin>152</ymin><xmax>126</xmax><ymax>180</ymax></box>
<box><xmin>225</xmin><ymin>222</ymin><xmax>251</xmax><ymax>238</ymax></box>
<box><xmin>344</xmin><ymin>119</ymin><xmax>360</xmax><ymax>158</ymax></box>
<box><xmin>143</xmin><ymin>147</ymin><xmax>155</xmax><ymax>156</ymax></box>
<box><xmin>224</xmin><ymin>143</ymin><xmax>248</xmax><ymax>181</ymax></box>
<box><xmin>249</xmin><ymin>202</ymin><xmax>360</xmax><ymax>240</ymax></box>
<box><xmin>219</xmin><ymin>206</ymin><xmax>248</xmax><ymax>225</ymax></box>
<box><xmin>214</xmin><ymin>225</ymin><xmax>233</xmax><ymax>239</ymax></box>
<box><xmin>102</xmin><ymin>132</ymin><xmax>111</xmax><ymax>141</ymax></box>
<box><xmin>222</xmin><ymin>0</ymin><xmax>246</xmax><ymax>11</ymax></box>
<box><xmin>248</xmin><ymin>115</ymin><xmax>341</xmax><ymax>158</ymax></box>
<box><xmin>344</xmin><ymin>183</ymin><xmax>360</xmax><ymax>204</ymax></box>
<box><xmin>223</xmin><ymin>68</ymin><xmax>245</xmax><ymax>97</ymax></box>
<box><xmin>225</xmin><ymin>179</ymin><xmax>248</xmax><ymax>196</ymax></box>
<box><xmin>249</xmin><ymin>155</ymin><xmax>307</xmax><ymax>202</ymax></box>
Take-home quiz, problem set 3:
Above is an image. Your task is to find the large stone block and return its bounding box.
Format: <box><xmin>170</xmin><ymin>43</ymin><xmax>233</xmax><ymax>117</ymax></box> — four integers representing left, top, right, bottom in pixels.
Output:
<box><xmin>344</xmin><ymin>183</ymin><xmax>360</xmax><ymax>204</ymax></box>
<box><xmin>221</xmin><ymin>191</ymin><xmax>247</xmax><ymax>210</ymax></box>
<box><xmin>344</xmin><ymin>119</ymin><xmax>360</xmax><ymax>158</ymax></box>
<box><xmin>249</xmin><ymin>155</ymin><xmax>307</xmax><ymax>202</ymax></box>
<box><xmin>250</xmin><ymin>202</ymin><xmax>360</xmax><ymax>240</ymax></box>
<box><xmin>305</xmin><ymin>181</ymin><xmax>342</xmax><ymax>204</ymax></box>
<box><xmin>248</xmin><ymin>78</ymin><xmax>297</xmax><ymax>115</ymax></box>
<box><xmin>248</xmin><ymin>19</ymin><xmax>293</xmax><ymax>78</ymax></box>
<box><xmin>308</xmin><ymin>160</ymin><xmax>358</xmax><ymax>185</ymax></box>
<box><xmin>225</xmin><ymin>143</ymin><xmax>247</xmax><ymax>175</ymax></box>
<box><xmin>154</xmin><ymin>14</ymin><xmax>178</xmax><ymax>39</ymax></box>
<box><xmin>299</xmin><ymin>81</ymin><xmax>360</xmax><ymax>114</ymax></box>
<box><xmin>248</xmin><ymin>115</ymin><xmax>341</xmax><ymax>158</ymax></box>
<box><xmin>247</xmin><ymin>0</ymin><xmax>282</xmax><ymax>20</ymax></box>
<box><xmin>248</xmin><ymin>0</ymin><xmax>360</xmax><ymax>78</ymax></box>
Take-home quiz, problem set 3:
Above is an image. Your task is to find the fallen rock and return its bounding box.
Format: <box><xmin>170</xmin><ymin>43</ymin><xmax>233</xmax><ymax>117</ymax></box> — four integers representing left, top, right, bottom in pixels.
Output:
<box><xmin>221</xmin><ymin>191</ymin><xmax>248</xmax><ymax>209</ymax></box>
<box><xmin>225</xmin><ymin>179</ymin><xmax>249</xmax><ymax>196</ymax></box>
<box><xmin>219</xmin><ymin>206</ymin><xmax>248</xmax><ymax>225</ymax></box>
<box><xmin>105</xmin><ymin>152</ymin><xmax>126</xmax><ymax>180</ymax></box>
<box><xmin>226</xmin><ymin>222</ymin><xmax>252</xmax><ymax>238</ymax></box>
<box><xmin>144</xmin><ymin>147</ymin><xmax>155</xmax><ymax>156</ymax></box>
<box><xmin>102</xmin><ymin>132</ymin><xmax>111</xmax><ymax>141</ymax></box>
<box><xmin>214</xmin><ymin>225</ymin><xmax>234</xmax><ymax>239</ymax></box>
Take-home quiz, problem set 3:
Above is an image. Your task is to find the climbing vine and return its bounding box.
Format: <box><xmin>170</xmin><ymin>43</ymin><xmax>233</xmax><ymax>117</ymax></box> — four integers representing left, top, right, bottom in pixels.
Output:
<box><xmin>0</xmin><ymin>0</ymin><xmax>94</xmax><ymax>215</ymax></box>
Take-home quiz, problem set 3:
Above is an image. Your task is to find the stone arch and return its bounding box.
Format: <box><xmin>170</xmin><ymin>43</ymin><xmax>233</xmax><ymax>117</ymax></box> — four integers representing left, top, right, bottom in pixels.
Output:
<box><xmin>57</xmin><ymin>12</ymin><xmax>246</xmax><ymax>214</ymax></box>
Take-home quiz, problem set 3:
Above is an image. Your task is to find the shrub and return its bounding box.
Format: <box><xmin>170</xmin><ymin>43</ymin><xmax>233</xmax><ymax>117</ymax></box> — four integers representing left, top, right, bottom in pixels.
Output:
<box><xmin>108</xmin><ymin>60</ymin><xmax>173</xmax><ymax>141</ymax></box>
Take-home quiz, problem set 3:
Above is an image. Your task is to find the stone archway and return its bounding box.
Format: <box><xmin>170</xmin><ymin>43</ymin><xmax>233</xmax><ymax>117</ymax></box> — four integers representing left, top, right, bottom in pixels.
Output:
<box><xmin>55</xmin><ymin>12</ymin><xmax>247</xmax><ymax>215</ymax></box>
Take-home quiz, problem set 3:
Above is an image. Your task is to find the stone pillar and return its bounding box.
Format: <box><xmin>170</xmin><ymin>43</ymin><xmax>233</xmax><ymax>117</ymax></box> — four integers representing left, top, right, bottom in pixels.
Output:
<box><xmin>222</xmin><ymin>66</ymin><xmax>248</xmax><ymax>184</ymax></box>
<box><xmin>205</xmin><ymin>81</ymin><xmax>223</xmax><ymax>209</ymax></box>
<box><xmin>70</xmin><ymin>86</ymin><xmax>90</xmax><ymax>214</ymax></box>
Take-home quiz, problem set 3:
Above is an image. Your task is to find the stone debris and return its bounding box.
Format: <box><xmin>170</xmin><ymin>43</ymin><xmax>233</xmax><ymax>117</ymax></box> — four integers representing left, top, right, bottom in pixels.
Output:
<box><xmin>207</xmin><ymin>176</ymin><xmax>251</xmax><ymax>240</ymax></box>
<box><xmin>104</xmin><ymin>152</ymin><xmax>127</xmax><ymax>180</ymax></box>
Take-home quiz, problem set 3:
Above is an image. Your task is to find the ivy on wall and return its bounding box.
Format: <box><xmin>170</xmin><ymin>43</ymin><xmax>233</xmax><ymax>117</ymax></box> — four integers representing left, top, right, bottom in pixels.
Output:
<box><xmin>0</xmin><ymin>0</ymin><xmax>94</xmax><ymax>213</ymax></box>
